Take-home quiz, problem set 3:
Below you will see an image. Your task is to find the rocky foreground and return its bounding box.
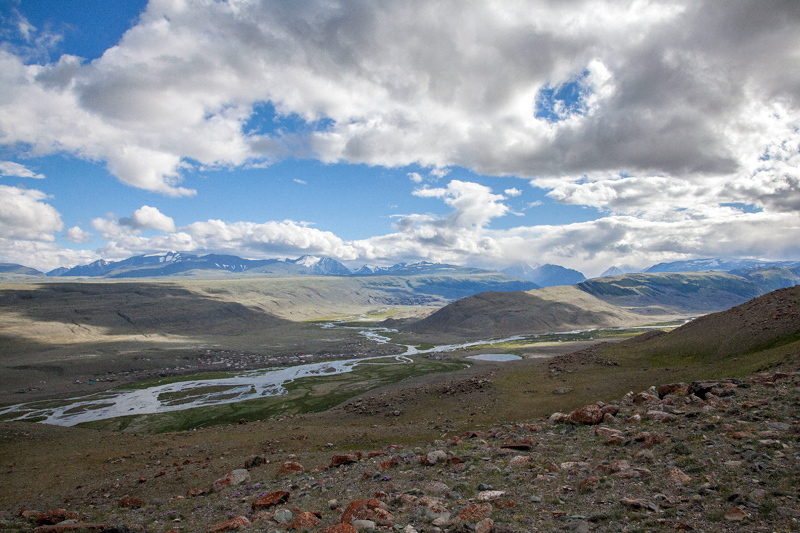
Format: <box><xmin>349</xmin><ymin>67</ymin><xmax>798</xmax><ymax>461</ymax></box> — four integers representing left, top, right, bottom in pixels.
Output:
<box><xmin>2</xmin><ymin>370</ymin><xmax>799</xmax><ymax>533</ymax></box>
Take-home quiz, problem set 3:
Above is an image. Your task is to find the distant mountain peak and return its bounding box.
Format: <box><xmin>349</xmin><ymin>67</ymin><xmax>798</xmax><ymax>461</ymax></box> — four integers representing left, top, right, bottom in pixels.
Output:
<box><xmin>502</xmin><ymin>263</ymin><xmax>585</xmax><ymax>287</ymax></box>
<box><xmin>599</xmin><ymin>264</ymin><xmax>641</xmax><ymax>277</ymax></box>
<box><xmin>295</xmin><ymin>255</ymin><xmax>322</xmax><ymax>268</ymax></box>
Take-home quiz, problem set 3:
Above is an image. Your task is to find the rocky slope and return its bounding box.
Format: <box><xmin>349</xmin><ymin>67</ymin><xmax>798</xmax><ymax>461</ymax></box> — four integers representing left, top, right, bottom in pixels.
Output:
<box><xmin>1</xmin><ymin>368</ymin><xmax>797</xmax><ymax>532</ymax></box>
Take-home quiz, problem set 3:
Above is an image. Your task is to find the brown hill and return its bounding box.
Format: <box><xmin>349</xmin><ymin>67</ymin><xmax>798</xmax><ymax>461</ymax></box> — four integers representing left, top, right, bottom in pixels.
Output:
<box><xmin>620</xmin><ymin>283</ymin><xmax>800</xmax><ymax>362</ymax></box>
<box><xmin>405</xmin><ymin>272</ymin><xmax>771</xmax><ymax>339</ymax></box>
<box><xmin>403</xmin><ymin>286</ymin><xmax>644</xmax><ymax>338</ymax></box>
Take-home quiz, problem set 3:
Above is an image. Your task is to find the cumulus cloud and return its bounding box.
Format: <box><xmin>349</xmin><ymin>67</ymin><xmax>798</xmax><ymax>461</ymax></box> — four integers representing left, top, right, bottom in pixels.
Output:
<box><xmin>64</xmin><ymin>226</ymin><xmax>93</xmax><ymax>243</ymax></box>
<box><xmin>0</xmin><ymin>185</ymin><xmax>62</xmax><ymax>241</ymax></box>
<box><xmin>0</xmin><ymin>0</ymin><xmax>794</xmax><ymax>206</ymax></box>
<box><xmin>0</xmin><ymin>161</ymin><xmax>44</xmax><ymax>179</ymax></box>
<box><xmin>0</xmin><ymin>1</ymin><xmax>798</xmax><ymax>271</ymax></box>
<box><xmin>413</xmin><ymin>180</ymin><xmax>509</xmax><ymax>228</ymax></box>
<box><xmin>121</xmin><ymin>205</ymin><xmax>177</xmax><ymax>233</ymax></box>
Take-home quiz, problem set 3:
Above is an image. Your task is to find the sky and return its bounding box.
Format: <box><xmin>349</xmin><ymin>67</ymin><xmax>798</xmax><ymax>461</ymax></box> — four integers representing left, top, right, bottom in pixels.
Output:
<box><xmin>0</xmin><ymin>0</ymin><xmax>799</xmax><ymax>277</ymax></box>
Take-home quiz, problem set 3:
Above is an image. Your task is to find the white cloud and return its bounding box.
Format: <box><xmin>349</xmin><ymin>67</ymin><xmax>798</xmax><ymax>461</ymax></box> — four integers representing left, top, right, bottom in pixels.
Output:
<box><xmin>0</xmin><ymin>1</ymin><xmax>798</xmax><ymax>272</ymax></box>
<box><xmin>413</xmin><ymin>180</ymin><xmax>509</xmax><ymax>228</ymax></box>
<box><xmin>0</xmin><ymin>185</ymin><xmax>62</xmax><ymax>241</ymax></box>
<box><xmin>0</xmin><ymin>0</ymin><xmax>794</xmax><ymax>206</ymax></box>
<box><xmin>64</xmin><ymin>226</ymin><xmax>93</xmax><ymax>243</ymax></box>
<box><xmin>0</xmin><ymin>161</ymin><xmax>44</xmax><ymax>179</ymax></box>
<box><xmin>123</xmin><ymin>205</ymin><xmax>177</xmax><ymax>233</ymax></box>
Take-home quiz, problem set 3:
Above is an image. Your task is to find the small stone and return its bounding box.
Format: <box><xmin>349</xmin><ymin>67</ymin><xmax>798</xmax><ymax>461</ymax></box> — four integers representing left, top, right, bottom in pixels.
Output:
<box><xmin>458</xmin><ymin>503</ymin><xmax>492</xmax><ymax>522</ymax></box>
<box><xmin>207</xmin><ymin>516</ymin><xmax>251</xmax><ymax>532</ymax></box>
<box><xmin>211</xmin><ymin>469</ymin><xmax>250</xmax><ymax>492</ymax></box>
<box><xmin>289</xmin><ymin>511</ymin><xmax>322</xmax><ymax>530</ymax></box>
<box><xmin>274</xmin><ymin>508</ymin><xmax>294</xmax><ymax>524</ymax></box>
<box><xmin>352</xmin><ymin>519</ymin><xmax>377</xmax><ymax>530</ymax></box>
<box><xmin>475</xmin><ymin>518</ymin><xmax>494</xmax><ymax>533</ymax></box>
<box><xmin>477</xmin><ymin>490</ymin><xmax>505</xmax><ymax>501</ymax></box>
<box><xmin>425</xmin><ymin>481</ymin><xmax>452</xmax><ymax>494</ymax></box>
<box><xmin>330</xmin><ymin>454</ymin><xmax>359</xmax><ymax>467</ymax></box>
<box><xmin>117</xmin><ymin>497</ymin><xmax>145</xmax><ymax>509</ymax></box>
<box><xmin>724</xmin><ymin>507</ymin><xmax>749</xmax><ymax>522</ymax></box>
<box><xmin>251</xmin><ymin>491</ymin><xmax>290</xmax><ymax>510</ymax></box>
<box><xmin>667</xmin><ymin>468</ymin><xmax>692</xmax><ymax>485</ymax></box>
<box><xmin>426</xmin><ymin>450</ymin><xmax>448</xmax><ymax>464</ymax></box>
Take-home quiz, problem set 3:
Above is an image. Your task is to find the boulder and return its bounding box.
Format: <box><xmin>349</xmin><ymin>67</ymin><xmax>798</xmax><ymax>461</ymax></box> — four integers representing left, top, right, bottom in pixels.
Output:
<box><xmin>275</xmin><ymin>461</ymin><xmax>304</xmax><ymax>477</ymax></box>
<box><xmin>458</xmin><ymin>503</ymin><xmax>492</xmax><ymax>522</ymax></box>
<box><xmin>35</xmin><ymin>510</ymin><xmax>79</xmax><ymax>525</ymax></box>
<box><xmin>211</xmin><ymin>469</ymin><xmax>250</xmax><ymax>492</ymax></box>
<box><xmin>330</xmin><ymin>454</ymin><xmax>359</xmax><ymax>467</ymax></box>
<box><xmin>566</xmin><ymin>405</ymin><xmax>603</xmax><ymax>425</ymax></box>
<box><xmin>289</xmin><ymin>512</ymin><xmax>322</xmax><ymax>530</ymax></box>
<box><xmin>252</xmin><ymin>490</ymin><xmax>290</xmax><ymax>510</ymax></box>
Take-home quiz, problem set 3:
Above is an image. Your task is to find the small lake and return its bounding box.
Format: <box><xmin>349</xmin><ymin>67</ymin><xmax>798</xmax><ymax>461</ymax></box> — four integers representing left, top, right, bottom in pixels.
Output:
<box><xmin>467</xmin><ymin>353</ymin><xmax>522</xmax><ymax>361</ymax></box>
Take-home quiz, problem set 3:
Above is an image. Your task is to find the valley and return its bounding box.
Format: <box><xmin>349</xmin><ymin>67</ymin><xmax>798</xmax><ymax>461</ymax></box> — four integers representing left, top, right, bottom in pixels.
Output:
<box><xmin>0</xmin><ymin>270</ymin><xmax>798</xmax><ymax>532</ymax></box>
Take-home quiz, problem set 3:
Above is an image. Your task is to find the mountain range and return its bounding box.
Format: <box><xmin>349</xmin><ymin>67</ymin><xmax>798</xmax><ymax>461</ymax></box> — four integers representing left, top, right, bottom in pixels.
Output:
<box><xmin>4</xmin><ymin>253</ymin><xmax>800</xmax><ymax>287</ymax></box>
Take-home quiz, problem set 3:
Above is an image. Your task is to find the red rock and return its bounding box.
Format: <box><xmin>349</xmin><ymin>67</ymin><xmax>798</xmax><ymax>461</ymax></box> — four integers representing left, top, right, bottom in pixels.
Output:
<box><xmin>289</xmin><ymin>511</ymin><xmax>322</xmax><ymax>529</ymax></box>
<box><xmin>341</xmin><ymin>499</ymin><xmax>393</xmax><ymax>525</ymax></box>
<box><xmin>458</xmin><ymin>503</ymin><xmax>492</xmax><ymax>522</ymax></box>
<box><xmin>594</xmin><ymin>427</ymin><xmax>623</xmax><ymax>438</ymax></box>
<box><xmin>276</xmin><ymin>461</ymin><xmax>304</xmax><ymax>477</ymax></box>
<box><xmin>620</xmin><ymin>498</ymin><xmax>657</xmax><ymax>511</ymax></box>
<box><xmin>252</xmin><ymin>490</ymin><xmax>290</xmax><ymax>510</ymax></box>
<box><xmin>330</xmin><ymin>454</ymin><xmax>359</xmax><ymax>467</ymax></box>
<box><xmin>566</xmin><ymin>405</ymin><xmax>603</xmax><ymax>425</ymax></box>
<box><xmin>475</xmin><ymin>517</ymin><xmax>494</xmax><ymax>533</ymax></box>
<box><xmin>724</xmin><ymin>507</ymin><xmax>749</xmax><ymax>522</ymax></box>
<box><xmin>580</xmin><ymin>476</ymin><xmax>600</xmax><ymax>492</ymax></box>
<box><xmin>658</xmin><ymin>383</ymin><xmax>689</xmax><ymax>398</ymax></box>
<box><xmin>35</xmin><ymin>510</ymin><xmax>79</xmax><ymax>525</ymax></box>
<box><xmin>207</xmin><ymin>515</ymin><xmax>251</xmax><ymax>532</ymax></box>
<box><xmin>186</xmin><ymin>488</ymin><xmax>205</xmax><ymax>497</ymax></box>
<box><xmin>633</xmin><ymin>392</ymin><xmax>660</xmax><ymax>405</ymax></box>
<box><xmin>117</xmin><ymin>497</ymin><xmax>145</xmax><ymax>508</ymax></box>
<box><xmin>598</xmin><ymin>460</ymin><xmax>630</xmax><ymax>474</ymax></box>
<box><xmin>211</xmin><ymin>469</ymin><xmax>250</xmax><ymax>492</ymax></box>
<box><xmin>319</xmin><ymin>524</ymin><xmax>359</xmax><ymax>533</ymax></box>
<box><xmin>601</xmin><ymin>405</ymin><xmax>620</xmax><ymax>416</ymax></box>
<box><xmin>635</xmin><ymin>432</ymin><xmax>667</xmax><ymax>447</ymax></box>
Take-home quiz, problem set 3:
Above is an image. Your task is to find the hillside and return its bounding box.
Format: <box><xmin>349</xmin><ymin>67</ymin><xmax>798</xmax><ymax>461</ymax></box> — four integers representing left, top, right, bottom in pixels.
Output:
<box><xmin>616</xmin><ymin>283</ymin><xmax>800</xmax><ymax>363</ymax></box>
<box><xmin>0</xmin><ymin>287</ymin><xmax>798</xmax><ymax>532</ymax></box>
<box><xmin>404</xmin><ymin>286</ymin><xmax>645</xmax><ymax>338</ymax></box>
<box><xmin>406</xmin><ymin>271</ymin><xmax>784</xmax><ymax>339</ymax></box>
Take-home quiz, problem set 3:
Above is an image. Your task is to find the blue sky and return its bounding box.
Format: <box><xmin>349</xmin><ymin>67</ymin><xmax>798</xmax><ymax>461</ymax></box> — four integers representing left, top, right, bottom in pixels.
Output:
<box><xmin>0</xmin><ymin>0</ymin><xmax>798</xmax><ymax>276</ymax></box>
